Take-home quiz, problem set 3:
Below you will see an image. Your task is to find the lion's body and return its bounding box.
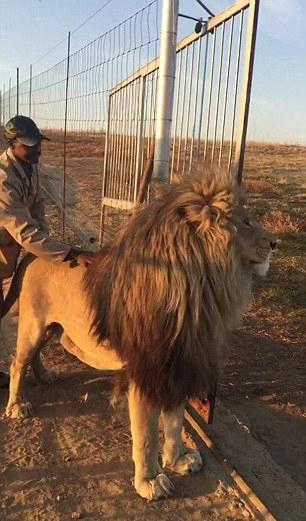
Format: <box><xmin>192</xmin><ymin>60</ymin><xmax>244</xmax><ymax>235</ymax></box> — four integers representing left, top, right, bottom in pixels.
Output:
<box><xmin>18</xmin><ymin>257</ymin><xmax>123</xmax><ymax>371</ymax></box>
<box><xmin>4</xmin><ymin>169</ymin><xmax>276</xmax><ymax>500</ymax></box>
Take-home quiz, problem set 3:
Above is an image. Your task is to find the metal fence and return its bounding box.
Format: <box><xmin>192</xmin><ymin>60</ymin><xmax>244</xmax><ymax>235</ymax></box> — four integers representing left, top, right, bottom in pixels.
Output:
<box><xmin>100</xmin><ymin>0</ymin><xmax>259</xmax><ymax>244</ymax></box>
<box><xmin>0</xmin><ymin>0</ymin><xmax>259</xmax><ymax>249</ymax></box>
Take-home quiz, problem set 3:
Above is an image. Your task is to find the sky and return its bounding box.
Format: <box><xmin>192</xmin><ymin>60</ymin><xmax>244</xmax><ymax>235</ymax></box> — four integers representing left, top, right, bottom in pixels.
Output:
<box><xmin>0</xmin><ymin>0</ymin><xmax>306</xmax><ymax>144</ymax></box>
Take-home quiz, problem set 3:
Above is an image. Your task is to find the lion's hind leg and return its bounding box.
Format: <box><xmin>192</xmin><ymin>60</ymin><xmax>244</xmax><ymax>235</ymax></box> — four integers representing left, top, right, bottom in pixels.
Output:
<box><xmin>129</xmin><ymin>382</ymin><xmax>174</xmax><ymax>501</ymax></box>
<box><xmin>161</xmin><ymin>404</ymin><xmax>203</xmax><ymax>475</ymax></box>
<box><xmin>31</xmin><ymin>324</ymin><xmax>62</xmax><ymax>384</ymax></box>
<box><xmin>6</xmin><ymin>320</ymin><xmax>46</xmax><ymax>419</ymax></box>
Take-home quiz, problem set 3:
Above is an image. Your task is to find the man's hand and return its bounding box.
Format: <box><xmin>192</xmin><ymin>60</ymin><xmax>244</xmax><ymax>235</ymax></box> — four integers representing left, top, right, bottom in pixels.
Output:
<box><xmin>75</xmin><ymin>252</ymin><xmax>95</xmax><ymax>267</ymax></box>
<box><xmin>65</xmin><ymin>248</ymin><xmax>95</xmax><ymax>268</ymax></box>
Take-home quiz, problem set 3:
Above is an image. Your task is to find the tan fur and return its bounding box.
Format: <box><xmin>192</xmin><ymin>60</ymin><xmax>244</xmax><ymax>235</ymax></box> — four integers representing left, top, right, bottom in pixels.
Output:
<box><xmin>4</xmin><ymin>167</ymin><xmax>276</xmax><ymax>500</ymax></box>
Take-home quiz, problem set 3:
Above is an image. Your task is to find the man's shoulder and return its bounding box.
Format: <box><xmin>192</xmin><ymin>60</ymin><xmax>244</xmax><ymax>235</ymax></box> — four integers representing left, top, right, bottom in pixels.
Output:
<box><xmin>0</xmin><ymin>149</ymin><xmax>9</xmax><ymax>168</ymax></box>
<box><xmin>0</xmin><ymin>150</ymin><xmax>20</xmax><ymax>186</ymax></box>
<box><xmin>0</xmin><ymin>150</ymin><xmax>10</xmax><ymax>179</ymax></box>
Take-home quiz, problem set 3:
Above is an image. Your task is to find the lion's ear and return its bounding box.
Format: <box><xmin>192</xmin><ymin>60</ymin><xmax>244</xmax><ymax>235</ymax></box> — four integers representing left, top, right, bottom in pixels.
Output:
<box><xmin>209</xmin><ymin>190</ymin><xmax>234</xmax><ymax>215</ymax></box>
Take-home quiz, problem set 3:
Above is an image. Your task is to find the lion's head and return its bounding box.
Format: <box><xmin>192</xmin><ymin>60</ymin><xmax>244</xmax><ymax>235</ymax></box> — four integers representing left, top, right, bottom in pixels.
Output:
<box><xmin>230</xmin><ymin>204</ymin><xmax>276</xmax><ymax>277</ymax></box>
<box><xmin>85</xmin><ymin>167</ymin><xmax>276</xmax><ymax>409</ymax></box>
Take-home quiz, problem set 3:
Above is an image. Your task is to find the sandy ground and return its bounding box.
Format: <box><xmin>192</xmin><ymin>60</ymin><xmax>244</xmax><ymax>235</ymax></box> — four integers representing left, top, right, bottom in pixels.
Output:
<box><xmin>0</xmin><ymin>315</ymin><xmax>253</xmax><ymax>521</ymax></box>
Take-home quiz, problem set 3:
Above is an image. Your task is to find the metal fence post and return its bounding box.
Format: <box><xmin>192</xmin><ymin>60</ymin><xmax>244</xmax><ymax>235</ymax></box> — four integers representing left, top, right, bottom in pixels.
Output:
<box><xmin>99</xmin><ymin>93</ymin><xmax>112</xmax><ymax>246</ymax></box>
<box><xmin>16</xmin><ymin>68</ymin><xmax>20</xmax><ymax>115</ymax></box>
<box><xmin>152</xmin><ymin>0</ymin><xmax>179</xmax><ymax>183</ymax></box>
<box><xmin>29</xmin><ymin>64</ymin><xmax>33</xmax><ymax>117</ymax></box>
<box><xmin>234</xmin><ymin>0</ymin><xmax>259</xmax><ymax>183</ymax></box>
<box><xmin>2</xmin><ymin>84</ymin><xmax>5</xmax><ymax>124</ymax></box>
<box><xmin>8</xmin><ymin>78</ymin><xmax>11</xmax><ymax>119</ymax></box>
<box><xmin>134</xmin><ymin>76</ymin><xmax>146</xmax><ymax>201</ymax></box>
<box><xmin>62</xmin><ymin>31</ymin><xmax>71</xmax><ymax>238</ymax></box>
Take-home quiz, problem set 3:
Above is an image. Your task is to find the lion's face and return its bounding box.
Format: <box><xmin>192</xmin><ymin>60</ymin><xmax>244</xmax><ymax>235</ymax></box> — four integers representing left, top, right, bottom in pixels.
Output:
<box><xmin>230</xmin><ymin>206</ymin><xmax>277</xmax><ymax>277</ymax></box>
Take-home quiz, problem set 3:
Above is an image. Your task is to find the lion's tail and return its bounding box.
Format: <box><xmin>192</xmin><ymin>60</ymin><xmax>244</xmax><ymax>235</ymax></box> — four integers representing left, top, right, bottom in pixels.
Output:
<box><xmin>1</xmin><ymin>254</ymin><xmax>35</xmax><ymax>318</ymax></box>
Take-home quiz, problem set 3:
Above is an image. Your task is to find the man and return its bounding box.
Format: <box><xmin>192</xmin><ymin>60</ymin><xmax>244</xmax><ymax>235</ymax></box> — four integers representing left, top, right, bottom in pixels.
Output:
<box><xmin>0</xmin><ymin>115</ymin><xmax>93</xmax><ymax>387</ymax></box>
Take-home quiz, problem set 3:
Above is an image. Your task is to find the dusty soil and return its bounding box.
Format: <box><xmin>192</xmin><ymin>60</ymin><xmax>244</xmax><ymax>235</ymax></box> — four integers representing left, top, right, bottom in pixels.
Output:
<box><xmin>0</xmin><ymin>320</ymin><xmax>253</xmax><ymax>521</ymax></box>
<box><xmin>0</xmin><ymin>135</ymin><xmax>305</xmax><ymax>520</ymax></box>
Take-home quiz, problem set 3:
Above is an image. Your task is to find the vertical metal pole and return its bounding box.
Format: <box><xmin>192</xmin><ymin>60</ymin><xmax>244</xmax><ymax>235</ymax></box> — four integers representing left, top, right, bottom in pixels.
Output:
<box><xmin>8</xmin><ymin>78</ymin><xmax>11</xmax><ymax>119</ymax></box>
<box><xmin>152</xmin><ymin>0</ymin><xmax>179</xmax><ymax>183</ymax></box>
<box><xmin>234</xmin><ymin>0</ymin><xmax>259</xmax><ymax>183</ymax></box>
<box><xmin>134</xmin><ymin>76</ymin><xmax>146</xmax><ymax>202</ymax></box>
<box><xmin>16</xmin><ymin>68</ymin><xmax>19</xmax><ymax>115</ymax></box>
<box><xmin>62</xmin><ymin>31</ymin><xmax>71</xmax><ymax>238</ymax></box>
<box><xmin>2</xmin><ymin>84</ymin><xmax>5</xmax><ymax>124</ymax></box>
<box><xmin>218</xmin><ymin>16</ymin><xmax>234</xmax><ymax>166</ymax></box>
<box><xmin>29</xmin><ymin>64</ymin><xmax>33</xmax><ymax>117</ymax></box>
<box><xmin>99</xmin><ymin>94</ymin><xmax>112</xmax><ymax>246</ymax></box>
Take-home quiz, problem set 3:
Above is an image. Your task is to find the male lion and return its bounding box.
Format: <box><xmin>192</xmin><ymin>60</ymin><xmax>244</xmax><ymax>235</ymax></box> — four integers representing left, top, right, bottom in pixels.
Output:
<box><xmin>3</xmin><ymin>168</ymin><xmax>276</xmax><ymax>501</ymax></box>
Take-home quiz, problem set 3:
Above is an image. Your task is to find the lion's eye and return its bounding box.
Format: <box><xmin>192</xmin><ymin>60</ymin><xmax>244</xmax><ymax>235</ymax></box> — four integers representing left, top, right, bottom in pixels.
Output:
<box><xmin>244</xmin><ymin>217</ymin><xmax>252</xmax><ymax>227</ymax></box>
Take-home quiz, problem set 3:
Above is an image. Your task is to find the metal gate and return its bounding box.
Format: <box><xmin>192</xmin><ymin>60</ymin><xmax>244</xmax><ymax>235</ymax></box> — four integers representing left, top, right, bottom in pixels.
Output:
<box><xmin>99</xmin><ymin>0</ymin><xmax>259</xmax><ymax>245</ymax></box>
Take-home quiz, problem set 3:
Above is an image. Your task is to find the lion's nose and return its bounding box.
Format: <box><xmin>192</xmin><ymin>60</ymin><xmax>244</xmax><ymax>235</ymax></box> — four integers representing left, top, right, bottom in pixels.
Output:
<box><xmin>270</xmin><ymin>241</ymin><xmax>277</xmax><ymax>250</ymax></box>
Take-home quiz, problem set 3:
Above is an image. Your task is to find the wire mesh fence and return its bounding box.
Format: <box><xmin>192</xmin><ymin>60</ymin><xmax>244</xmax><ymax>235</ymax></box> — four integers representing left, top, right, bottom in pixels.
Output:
<box><xmin>0</xmin><ymin>0</ymin><xmax>258</xmax><ymax>249</ymax></box>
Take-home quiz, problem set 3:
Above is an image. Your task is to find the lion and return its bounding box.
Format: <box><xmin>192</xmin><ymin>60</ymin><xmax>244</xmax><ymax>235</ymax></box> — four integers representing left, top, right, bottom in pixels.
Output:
<box><xmin>3</xmin><ymin>167</ymin><xmax>276</xmax><ymax>501</ymax></box>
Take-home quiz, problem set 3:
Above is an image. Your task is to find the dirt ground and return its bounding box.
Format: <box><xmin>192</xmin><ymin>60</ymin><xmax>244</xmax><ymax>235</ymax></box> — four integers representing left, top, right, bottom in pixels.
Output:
<box><xmin>0</xmin><ymin>317</ymin><xmax>254</xmax><ymax>521</ymax></box>
<box><xmin>0</xmin><ymin>136</ymin><xmax>305</xmax><ymax>520</ymax></box>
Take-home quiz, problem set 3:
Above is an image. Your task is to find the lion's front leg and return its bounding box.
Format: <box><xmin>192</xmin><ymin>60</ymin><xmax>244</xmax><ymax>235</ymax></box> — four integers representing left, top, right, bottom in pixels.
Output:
<box><xmin>162</xmin><ymin>403</ymin><xmax>203</xmax><ymax>475</ymax></box>
<box><xmin>128</xmin><ymin>382</ymin><xmax>174</xmax><ymax>501</ymax></box>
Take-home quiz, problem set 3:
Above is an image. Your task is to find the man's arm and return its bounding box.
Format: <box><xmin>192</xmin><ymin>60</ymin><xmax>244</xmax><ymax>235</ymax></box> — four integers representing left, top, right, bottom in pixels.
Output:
<box><xmin>31</xmin><ymin>180</ymin><xmax>49</xmax><ymax>234</ymax></box>
<box><xmin>0</xmin><ymin>175</ymin><xmax>70</xmax><ymax>261</ymax></box>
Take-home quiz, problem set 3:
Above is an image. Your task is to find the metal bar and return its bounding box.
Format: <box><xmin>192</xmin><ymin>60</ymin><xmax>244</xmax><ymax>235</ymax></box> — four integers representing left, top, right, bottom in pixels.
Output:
<box><xmin>219</xmin><ymin>16</ymin><xmax>234</xmax><ymax>166</ymax></box>
<box><xmin>211</xmin><ymin>22</ymin><xmax>225</xmax><ymax>161</ymax></box>
<box><xmin>117</xmin><ymin>87</ymin><xmax>126</xmax><ymax>201</ymax></box>
<box><xmin>102</xmin><ymin>197</ymin><xmax>135</xmax><ymax>210</ymax></box>
<box><xmin>134</xmin><ymin>75</ymin><xmax>146</xmax><ymax>202</ymax></box>
<box><xmin>195</xmin><ymin>0</ymin><xmax>215</xmax><ymax>17</ymax></box>
<box><xmin>153</xmin><ymin>0</ymin><xmax>179</xmax><ymax>183</ymax></box>
<box><xmin>178</xmin><ymin>13</ymin><xmax>202</xmax><ymax>23</ymax></box>
<box><xmin>170</xmin><ymin>50</ymin><xmax>182</xmax><ymax>177</ymax></box>
<box><xmin>62</xmin><ymin>31</ymin><xmax>71</xmax><ymax>238</ymax></box>
<box><xmin>2</xmin><ymin>85</ymin><xmax>5</xmax><ymax>124</ymax></box>
<box><xmin>182</xmin><ymin>44</ymin><xmax>195</xmax><ymax>174</ymax></box>
<box><xmin>203</xmin><ymin>27</ymin><xmax>217</xmax><ymax>161</ymax></box>
<box><xmin>99</xmin><ymin>93</ymin><xmax>112</xmax><ymax>245</ymax></box>
<box><xmin>185</xmin><ymin>406</ymin><xmax>279</xmax><ymax>521</ymax></box>
<box><xmin>29</xmin><ymin>64</ymin><xmax>33</xmax><ymax>117</ymax></box>
<box><xmin>8</xmin><ymin>78</ymin><xmax>11</xmax><ymax>119</ymax></box>
<box><xmin>189</xmin><ymin>37</ymin><xmax>202</xmax><ymax>172</ymax></box>
<box><xmin>228</xmin><ymin>10</ymin><xmax>244</xmax><ymax>171</ymax></box>
<box><xmin>196</xmin><ymin>35</ymin><xmax>209</xmax><ymax>159</ymax></box>
<box><xmin>16</xmin><ymin>68</ymin><xmax>19</xmax><ymax>116</ymax></box>
<box><xmin>176</xmin><ymin>48</ymin><xmax>188</xmax><ymax>173</ymax></box>
<box><xmin>109</xmin><ymin>92</ymin><xmax>118</xmax><ymax>200</ymax></box>
<box><xmin>234</xmin><ymin>0</ymin><xmax>260</xmax><ymax>182</ymax></box>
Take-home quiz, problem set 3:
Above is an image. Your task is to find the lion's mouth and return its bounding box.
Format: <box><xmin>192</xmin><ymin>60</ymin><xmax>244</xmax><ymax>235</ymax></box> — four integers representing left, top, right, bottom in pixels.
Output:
<box><xmin>251</xmin><ymin>258</ymin><xmax>270</xmax><ymax>277</ymax></box>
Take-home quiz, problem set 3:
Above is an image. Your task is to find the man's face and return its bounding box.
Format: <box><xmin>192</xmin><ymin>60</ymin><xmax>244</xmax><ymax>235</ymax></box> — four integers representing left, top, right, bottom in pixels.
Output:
<box><xmin>11</xmin><ymin>140</ymin><xmax>42</xmax><ymax>164</ymax></box>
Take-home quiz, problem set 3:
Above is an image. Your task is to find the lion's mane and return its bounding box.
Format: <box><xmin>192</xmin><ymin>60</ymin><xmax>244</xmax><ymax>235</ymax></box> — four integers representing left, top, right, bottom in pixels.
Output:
<box><xmin>84</xmin><ymin>168</ymin><xmax>252</xmax><ymax>409</ymax></box>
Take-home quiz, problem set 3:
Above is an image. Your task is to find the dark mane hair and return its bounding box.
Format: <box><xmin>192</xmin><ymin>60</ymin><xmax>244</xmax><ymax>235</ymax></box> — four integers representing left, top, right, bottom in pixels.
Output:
<box><xmin>84</xmin><ymin>168</ymin><xmax>251</xmax><ymax>409</ymax></box>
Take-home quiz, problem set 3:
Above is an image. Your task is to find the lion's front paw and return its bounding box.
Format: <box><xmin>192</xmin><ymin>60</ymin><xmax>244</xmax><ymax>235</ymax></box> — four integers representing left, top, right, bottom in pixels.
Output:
<box><xmin>135</xmin><ymin>473</ymin><xmax>175</xmax><ymax>501</ymax></box>
<box><xmin>165</xmin><ymin>449</ymin><xmax>203</xmax><ymax>475</ymax></box>
<box><xmin>6</xmin><ymin>401</ymin><xmax>33</xmax><ymax>419</ymax></box>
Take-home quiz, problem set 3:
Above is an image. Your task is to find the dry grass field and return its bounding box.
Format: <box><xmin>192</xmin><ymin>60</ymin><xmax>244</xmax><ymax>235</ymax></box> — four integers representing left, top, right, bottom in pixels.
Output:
<box><xmin>0</xmin><ymin>131</ymin><xmax>305</xmax><ymax>520</ymax></box>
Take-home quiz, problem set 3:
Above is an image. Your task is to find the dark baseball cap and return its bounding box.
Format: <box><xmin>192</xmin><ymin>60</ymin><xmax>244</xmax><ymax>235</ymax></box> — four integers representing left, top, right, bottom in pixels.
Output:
<box><xmin>3</xmin><ymin>115</ymin><xmax>50</xmax><ymax>146</ymax></box>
